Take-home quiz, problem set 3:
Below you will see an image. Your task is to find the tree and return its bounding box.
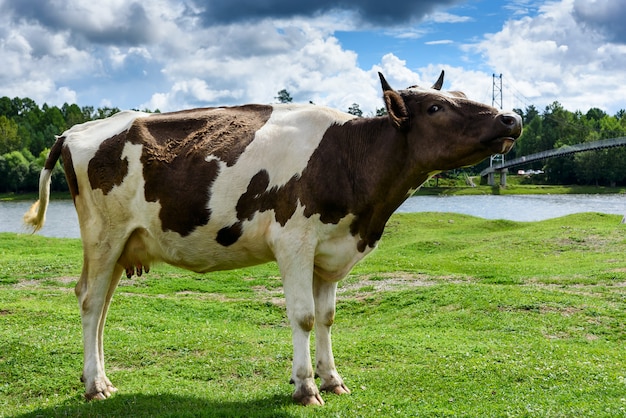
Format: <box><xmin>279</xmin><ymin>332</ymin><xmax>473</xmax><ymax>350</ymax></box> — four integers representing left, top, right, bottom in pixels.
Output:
<box><xmin>0</xmin><ymin>115</ymin><xmax>20</xmax><ymax>155</ymax></box>
<box><xmin>1</xmin><ymin>150</ymin><xmax>29</xmax><ymax>192</ymax></box>
<box><xmin>95</xmin><ymin>106</ymin><xmax>121</xmax><ymax>120</ymax></box>
<box><xmin>275</xmin><ymin>89</ymin><xmax>293</xmax><ymax>103</ymax></box>
<box><xmin>347</xmin><ymin>103</ymin><xmax>362</xmax><ymax>117</ymax></box>
<box><xmin>585</xmin><ymin>107</ymin><xmax>606</xmax><ymax>122</ymax></box>
<box><xmin>62</xmin><ymin>103</ymin><xmax>87</xmax><ymax>128</ymax></box>
<box><xmin>0</xmin><ymin>96</ymin><xmax>18</xmax><ymax>118</ymax></box>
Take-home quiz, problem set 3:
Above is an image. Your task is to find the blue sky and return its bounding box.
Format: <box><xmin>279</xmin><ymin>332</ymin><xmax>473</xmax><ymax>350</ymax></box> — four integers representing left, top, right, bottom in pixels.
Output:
<box><xmin>0</xmin><ymin>0</ymin><xmax>624</xmax><ymax>115</ymax></box>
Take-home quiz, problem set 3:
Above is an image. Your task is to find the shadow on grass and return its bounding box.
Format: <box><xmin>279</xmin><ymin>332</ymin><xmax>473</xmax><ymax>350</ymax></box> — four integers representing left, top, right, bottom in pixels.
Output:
<box><xmin>15</xmin><ymin>393</ymin><xmax>298</xmax><ymax>418</ymax></box>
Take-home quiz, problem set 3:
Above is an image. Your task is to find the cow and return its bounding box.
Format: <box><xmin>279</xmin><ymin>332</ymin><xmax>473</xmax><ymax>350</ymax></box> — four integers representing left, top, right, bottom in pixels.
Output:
<box><xmin>24</xmin><ymin>72</ymin><xmax>522</xmax><ymax>406</ymax></box>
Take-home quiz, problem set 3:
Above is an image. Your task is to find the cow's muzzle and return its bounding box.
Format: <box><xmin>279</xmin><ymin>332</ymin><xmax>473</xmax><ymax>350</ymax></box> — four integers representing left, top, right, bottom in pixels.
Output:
<box><xmin>498</xmin><ymin>112</ymin><xmax>523</xmax><ymax>138</ymax></box>
<box><xmin>484</xmin><ymin>112</ymin><xmax>523</xmax><ymax>154</ymax></box>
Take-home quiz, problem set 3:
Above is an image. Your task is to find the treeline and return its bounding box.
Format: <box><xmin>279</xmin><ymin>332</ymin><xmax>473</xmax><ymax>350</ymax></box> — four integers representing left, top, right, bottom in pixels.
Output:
<box><xmin>0</xmin><ymin>97</ymin><xmax>158</xmax><ymax>193</ymax></box>
<box><xmin>493</xmin><ymin>103</ymin><xmax>626</xmax><ymax>186</ymax></box>
<box><xmin>1</xmin><ymin>97</ymin><xmax>625</xmax><ymax>193</ymax></box>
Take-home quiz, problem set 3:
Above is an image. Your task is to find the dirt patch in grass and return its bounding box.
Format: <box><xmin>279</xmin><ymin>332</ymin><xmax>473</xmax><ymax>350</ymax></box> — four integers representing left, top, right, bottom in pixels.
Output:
<box><xmin>13</xmin><ymin>276</ymin><xmax>77</xmax><ymax>289</ymax></box>
<box><xmin>338</xmin><ymin>272</ymin><xmax>437</xmax><ymax>294</ymax></box>
<box><xmin>247</xmin><ymin>273</ymin><xmax>442</xmax><ymax>306</ymax></box>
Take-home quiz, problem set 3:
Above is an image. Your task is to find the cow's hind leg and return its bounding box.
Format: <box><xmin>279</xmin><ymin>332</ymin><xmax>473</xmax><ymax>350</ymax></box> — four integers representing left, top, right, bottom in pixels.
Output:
<box><xmin>75</xmin><ymin>256</ymin><xmax>123</xmax><ymax>400</ymax></box>
<box><xmin>98</xmin><ymin>263</ymin><xmax>124</xmax><ymax>394</ymax></box>
<box><xmin>313</xmin><ymin>275</ymin><xmax>350</xmax><ymax>396</ymax></box>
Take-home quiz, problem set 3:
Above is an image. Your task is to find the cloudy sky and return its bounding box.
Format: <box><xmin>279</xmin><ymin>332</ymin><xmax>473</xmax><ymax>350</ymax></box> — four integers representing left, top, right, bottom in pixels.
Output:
<box><xmin>1</xmin><ymin>0</ymin><xmax>624</xmax><ymax>115</ymax></box>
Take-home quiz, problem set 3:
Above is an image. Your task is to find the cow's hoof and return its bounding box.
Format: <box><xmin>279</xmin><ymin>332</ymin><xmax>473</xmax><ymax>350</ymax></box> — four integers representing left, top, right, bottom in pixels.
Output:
<box><xmin>321</xmin><ymin>382</ymin><xmax>351</xmax><ymax>395</ymax></box>
<box><xmin>292</xmin><ymin>385</ymin><xmax>324</xmax><ymax>406</ymax></box>
<box><xmin>85</xmin><ymin>384</ymin><xmax>117</xmax><ymax>401</ymax></box>
<box><xmin>85</xmin><ymin>391</ymin><xmax>108</xmax><ymax>401</ymax></box>
<box><xmin>295</xmin><ymin>393</ymin><xmax>324</xmax><ymax>406</ymax></box>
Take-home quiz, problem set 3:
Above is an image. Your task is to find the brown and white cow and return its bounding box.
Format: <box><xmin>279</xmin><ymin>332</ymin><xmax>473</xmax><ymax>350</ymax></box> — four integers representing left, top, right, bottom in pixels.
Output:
<box><xmin>24</xmin><ymin>72</ymin><xmax>521</xmax><ymax>405</ymax></box>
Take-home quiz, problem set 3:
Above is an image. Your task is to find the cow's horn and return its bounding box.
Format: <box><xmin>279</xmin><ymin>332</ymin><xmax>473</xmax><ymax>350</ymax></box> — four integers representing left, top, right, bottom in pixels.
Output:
<box><xmin>432</xmin><ymin>70</ymin><xmax>445</xmax><ymax>90</ymax></box>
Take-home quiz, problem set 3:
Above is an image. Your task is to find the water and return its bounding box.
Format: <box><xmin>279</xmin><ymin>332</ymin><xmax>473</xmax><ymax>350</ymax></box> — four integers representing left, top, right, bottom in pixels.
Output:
<box><xmin>397</xmin><ymin>194</ymin><xmax>626</xmax><ymax>222</ymax></box>
<box><xmin>1</xmin><ymin>200</ymin><xmax>80</xmax><ymax>238</ymax></box>
<box><xmin>1</xmin><ymin>194</ymin><xmax>624</xmax><ymax>238</ymax></box>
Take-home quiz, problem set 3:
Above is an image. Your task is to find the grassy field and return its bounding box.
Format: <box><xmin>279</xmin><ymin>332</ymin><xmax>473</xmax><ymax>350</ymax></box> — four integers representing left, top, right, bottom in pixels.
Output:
<box><xmin>1</xmin><ymin>212</ymin><xmax>625</xmax><ymax>417</ymax></box>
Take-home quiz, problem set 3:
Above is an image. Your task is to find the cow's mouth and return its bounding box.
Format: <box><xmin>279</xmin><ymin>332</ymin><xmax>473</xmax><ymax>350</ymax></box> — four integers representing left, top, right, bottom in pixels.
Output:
<box><xmin>483</xmin><ymin>136</ymin><xmax>517</xmax><ymax>155</ymax></box>
<box><xmin>496</xmin><ymin>137</ymin><xmax>516</xmax><ymax>153</ymax></box>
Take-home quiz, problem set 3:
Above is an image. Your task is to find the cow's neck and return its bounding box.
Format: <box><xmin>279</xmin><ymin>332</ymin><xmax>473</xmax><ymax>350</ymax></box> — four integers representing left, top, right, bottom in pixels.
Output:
<box><xmin>334</xmin><ymin>117</ymin><xmax>432</xmax><ymax>251</ymax></box>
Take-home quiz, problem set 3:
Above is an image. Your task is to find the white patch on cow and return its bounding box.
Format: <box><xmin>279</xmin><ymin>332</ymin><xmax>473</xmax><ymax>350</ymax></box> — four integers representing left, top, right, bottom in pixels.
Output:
<box><xmin>63</xmin><ymin>110</ymin><xmax>149</xmax><ymax>174</ymax></box>
<box><xmin>313</xmin><ymin>213</ymin><xmax>375</xmax><ymax>281</ymax></box>
<box><xmin>208</xmin><ymin>104</ymin><xmax>355</xmax><ymax>228</ymax></box>
<box><xmin>249</xmin><ymin>105</ymin><xmax>355</xmax><ymax>188</ymax></box>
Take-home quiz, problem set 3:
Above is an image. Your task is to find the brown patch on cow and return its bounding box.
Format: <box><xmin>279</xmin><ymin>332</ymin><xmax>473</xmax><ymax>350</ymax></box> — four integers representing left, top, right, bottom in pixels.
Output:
<box><xmin>216</xmin><ymin>222</ymin><xmax>244</xmax><ymax>247</ymax></box>
<box><xmin>44</xmin><ymin>136</ymin><xmax>65</xmax><ymax>170</ymax></box>
<box><xmin>127</xmin><ymin>105</ymin><xmax>273</xmax><ymax>236</ymax></box>
<box><xmin>87</xmin><ymin>132</ymin><xmax>129</xmax><ymax>194</ymax></box>
<box><xmin>136</xmin><ymin>105</ymin><xmax>274</xmax><ymax>166</ymax></box>
<box><xmin>41</xmin><ymin>136</ymin><xmax>79</xmax><ymax>200</ymax></box>
<box><xmin>61</xmin><ymin>142</ymin><xmax>79</xmax><ymax>200</ymax></box>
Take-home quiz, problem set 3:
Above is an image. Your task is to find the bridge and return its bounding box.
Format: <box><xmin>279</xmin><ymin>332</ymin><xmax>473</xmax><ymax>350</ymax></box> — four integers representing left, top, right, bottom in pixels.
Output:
<box><xmin>480</xmin><ymin>136</ymin><xmax>626</xmax><ymax>186</ymax></box>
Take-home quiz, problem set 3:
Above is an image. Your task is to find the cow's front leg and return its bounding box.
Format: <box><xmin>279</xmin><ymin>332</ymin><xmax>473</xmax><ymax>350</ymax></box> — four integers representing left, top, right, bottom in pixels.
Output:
<box><xmin>313</xmin><ymin>275</ymin><xmax>350</xmax><ymax>396</ymax></box>
<box><xmin>275</xmin><ymin>237</ymin><xmax>323</xmax><ymax>406</ymax></box>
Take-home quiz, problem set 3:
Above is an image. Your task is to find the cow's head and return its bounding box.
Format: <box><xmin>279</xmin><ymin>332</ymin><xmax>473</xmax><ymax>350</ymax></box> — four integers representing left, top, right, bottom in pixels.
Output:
<box><xmin>379</xmin><ymin>71</ymin><xmax>522</xmax><ymax>171</ymax></box>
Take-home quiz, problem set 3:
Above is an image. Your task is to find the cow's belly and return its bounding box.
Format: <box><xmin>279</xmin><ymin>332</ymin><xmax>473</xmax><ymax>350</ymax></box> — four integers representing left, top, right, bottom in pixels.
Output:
<box><xmin>152</xmin><ymin>216</ymin><xmax>277</xmax><ymax>273</ymax></box>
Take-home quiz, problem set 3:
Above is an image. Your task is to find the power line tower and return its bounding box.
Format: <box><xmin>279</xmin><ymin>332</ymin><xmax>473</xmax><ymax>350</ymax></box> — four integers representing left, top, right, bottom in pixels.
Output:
<box><xmin>490</xmin><ymin>73</ymin><xmax>505</xmax><ymax>168</ymax></box>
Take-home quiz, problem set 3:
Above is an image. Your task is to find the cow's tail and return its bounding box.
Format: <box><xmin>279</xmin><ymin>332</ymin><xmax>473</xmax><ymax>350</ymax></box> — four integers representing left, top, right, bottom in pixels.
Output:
<box><xmin>23</xmin><ymin>136</ymin><xmax>66</xmax><ymax>233</ymax></box>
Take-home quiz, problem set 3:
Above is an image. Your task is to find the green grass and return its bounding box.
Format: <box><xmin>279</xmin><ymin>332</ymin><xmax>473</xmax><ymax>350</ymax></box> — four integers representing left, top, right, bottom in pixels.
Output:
<box><xmin>1</xmin><ymin>212</ymin><xmax>625</xmax><ymax>417</ymax></box>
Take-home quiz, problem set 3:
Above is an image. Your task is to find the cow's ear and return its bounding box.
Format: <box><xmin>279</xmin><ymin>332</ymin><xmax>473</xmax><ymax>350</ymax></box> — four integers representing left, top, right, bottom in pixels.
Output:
<box><xmin>378</xmin><ymin>72</ymin><xmax>409</xmax><ymax>130</ymax></box>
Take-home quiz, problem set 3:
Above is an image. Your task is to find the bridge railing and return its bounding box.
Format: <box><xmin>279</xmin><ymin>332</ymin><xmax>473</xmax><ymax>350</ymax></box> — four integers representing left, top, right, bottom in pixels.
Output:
<box><xmin>480</xmin><ymin>136</ymin><xmax>626</xmax><ymax>177</ymax></box>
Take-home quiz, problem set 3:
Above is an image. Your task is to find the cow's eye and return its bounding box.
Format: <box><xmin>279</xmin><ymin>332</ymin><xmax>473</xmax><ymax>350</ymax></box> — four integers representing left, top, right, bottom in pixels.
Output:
<box><xmin>428</xmin><ymin>104</ymin><xmax>442</xmax><ymax>114</ymax></box>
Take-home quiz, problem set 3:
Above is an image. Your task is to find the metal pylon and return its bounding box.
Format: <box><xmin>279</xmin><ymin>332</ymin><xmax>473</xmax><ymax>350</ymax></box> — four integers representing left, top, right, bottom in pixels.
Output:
<box><xmin>491</xmin><ymin>73</ymin><xmax>504</xmax><ymax>168</ymax></box>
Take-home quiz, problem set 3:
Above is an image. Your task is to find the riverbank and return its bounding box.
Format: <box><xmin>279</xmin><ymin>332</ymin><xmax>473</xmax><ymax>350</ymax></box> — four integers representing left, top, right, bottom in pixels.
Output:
<box><xmin>2</xmin><ymin>178</ymin><xmax>625</xmax><ymax>201</ymax></box>
<box><xmin>417</xmin><ymin>175</ymin><xmax>626</xmax><ymax>196</ymax></box>
<box><xmin>3</xmin><ymin>186</ymin><xmax>626</xmax><ymax>201</ymax></box>
<box><xmin>0</xmin><ymin>191</ymin><xmax>72</xmax><ymax>201</ymax></box>
<box><xmin>417</xmin><ymin>183</ymin><xmax>626</xmax><ymax>196</ymax></box>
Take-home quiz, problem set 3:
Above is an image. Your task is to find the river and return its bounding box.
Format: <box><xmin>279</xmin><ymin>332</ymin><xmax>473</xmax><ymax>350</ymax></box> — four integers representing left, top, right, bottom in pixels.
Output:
<box><xmin>1</xmin><ymin>194</ymin><xmax>624</xmax><ymax>239</ymax></box>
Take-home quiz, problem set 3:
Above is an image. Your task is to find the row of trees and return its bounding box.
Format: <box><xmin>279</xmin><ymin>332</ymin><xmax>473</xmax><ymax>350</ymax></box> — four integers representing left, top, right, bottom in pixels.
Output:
<box><xmin>484</xmin><ymin>102</ymin><xmax>626</xmax><ymax>186</ymax></box>
<box><xmin>1</xmin><ymin>94</ymin><xmax>625</xmax><ymax>193</ymax></box>
<box><xmin>0</xmin><ymin>97</ymin><xmax>158</xmax><ymax>193</ymax></box>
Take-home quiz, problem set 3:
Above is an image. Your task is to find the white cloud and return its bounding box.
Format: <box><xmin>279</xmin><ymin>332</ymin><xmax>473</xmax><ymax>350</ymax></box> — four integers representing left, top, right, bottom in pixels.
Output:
<box><xmin>425</xmin><ymin>39</ymin><xmax>454</xmax><ymax>45</ymax></box>
<box><xmin>428</xmin><ymin>11</ymin><xmax>472</xmax><ymax>23</ymax></box>
<box><xmin>143</xmin><ymin>17</ymin><xmax>385</xmax><ymax>113</ymax></box>
<box><xmin>1</xmin><ymin>0</ymin><xmax>625</xmax><ymax>117</ymax></box>
<box><xmin>467</xmin><ymin>0</ymin><xmax>626</xmax><ymax>113</ymax></box>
